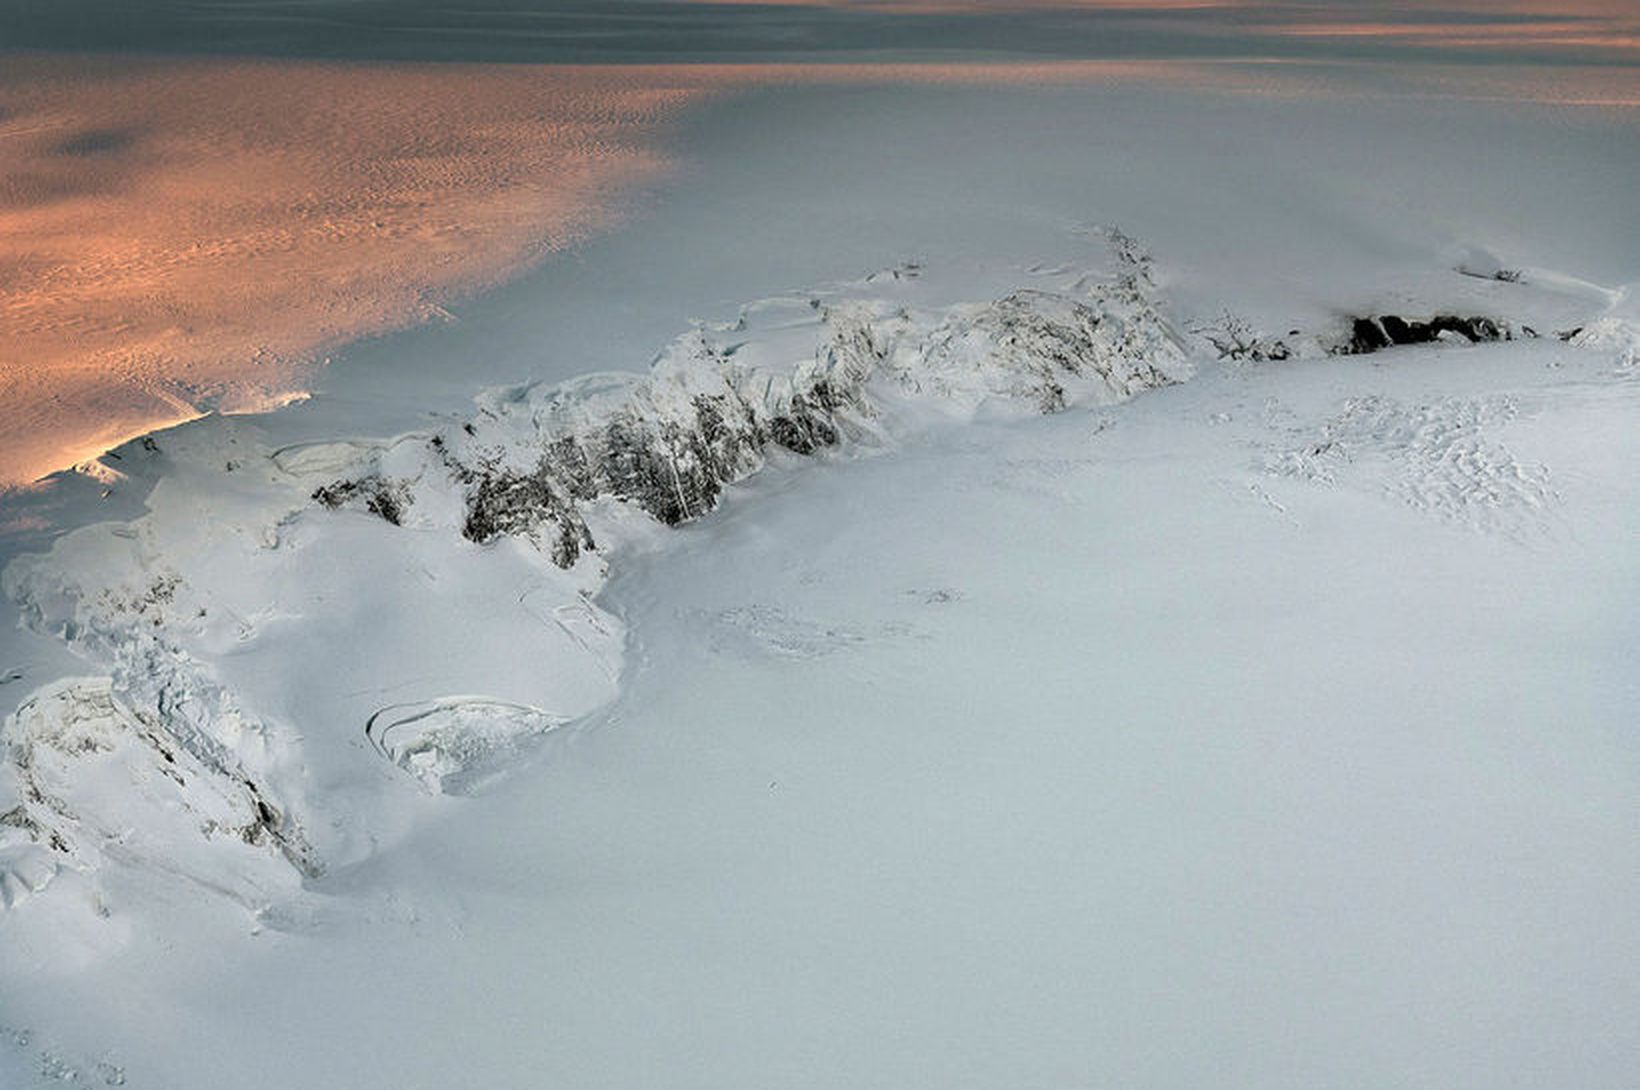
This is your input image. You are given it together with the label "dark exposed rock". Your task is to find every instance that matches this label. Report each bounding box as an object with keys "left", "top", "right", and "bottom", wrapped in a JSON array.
[
  {"left": 455, "top": 358, "right": 864, "bottom": 559},
  {"left": 1349, "top": 317, "right": 1392, "bottom": 354},
  {"left": 1345, "top": 315, "right": 1508, "bottom": 355},
  {"left": 768, "top": 397, "right": 841, "bottom": 456},
  {"left": 461, "top": 462, "right": 594, "bottom": 568},
  {"left": 545, "top": 434, "right": 598, "bottom": 501},
  {"left": 0, "top": 805, "right": 41, "bottom": 836},
  {"left": 311, "top": 480, "right": 353, "bottom": 509},
  {"left": 308, "top": 262, "right": 1187, "bottom": 572},
  {"left": 312, "top": 475, "right": 410, "bottom": 526},
  {"left": 365, "top": 489, "right": 404, "bottom": 526}
]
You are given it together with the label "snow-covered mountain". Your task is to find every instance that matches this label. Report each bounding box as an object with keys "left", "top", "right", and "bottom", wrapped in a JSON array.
[
  {"left": 2, "top": 37, "right": 1639, "bottom": 1085},
  {"left": 0, "top": 237, "right": 1198, "bottom": 910},
  {"left": 1, "top": 230, "right": 1637, "bottom": 1086}
]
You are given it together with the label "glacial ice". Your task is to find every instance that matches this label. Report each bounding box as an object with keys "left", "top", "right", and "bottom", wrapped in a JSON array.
[
  {"left": 3, "top": 238, "right": 1635, "bottom": 923},
  {"left": 0, "top": 241, "right": 1191, "bottom": 906}
]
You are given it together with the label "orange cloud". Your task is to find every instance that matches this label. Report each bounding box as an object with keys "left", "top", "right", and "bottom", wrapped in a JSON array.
[
  {"left": 2, "top": 52, "right": 1634, "bottom": 488},
  {"left": 0, "top": 57, "right": 700, "bottom": 487}
]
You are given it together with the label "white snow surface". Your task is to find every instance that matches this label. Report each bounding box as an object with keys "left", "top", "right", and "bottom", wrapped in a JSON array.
[
  {"left": 0, "top": 246, "right": 1190, "bottom": 902},
  {"left": 1, "top": 76, "right": 1639, "bottom": 1089}
]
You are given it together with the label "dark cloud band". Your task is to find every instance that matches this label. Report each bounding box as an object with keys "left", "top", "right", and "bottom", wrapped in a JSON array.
[{"left": 2, "top": 0, "right": 1635, "bottom": 66}]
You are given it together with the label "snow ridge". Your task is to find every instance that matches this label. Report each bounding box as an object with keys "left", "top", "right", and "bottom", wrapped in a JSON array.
[
  {"left": 0, "top": 678, "right": 304, "bottom": 912},
  {"left": 1, "top": 557, "right": 322, "bottom": 909},
  {"left": 1, "top": 243, "right": 1191, "bottom": 914},
  {"left": 315, "top": 252, "right": 1190, "bottom": 566}
]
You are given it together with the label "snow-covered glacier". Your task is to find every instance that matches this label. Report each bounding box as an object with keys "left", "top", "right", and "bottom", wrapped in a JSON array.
[
  {"left": 1, "top": 238, "right": 1193, "bottom": 911},
  {"left": 1, "top": 230, "right": 1638, "bottom": 1089}
]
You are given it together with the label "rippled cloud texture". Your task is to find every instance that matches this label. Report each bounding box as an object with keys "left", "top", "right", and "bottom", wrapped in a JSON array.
[{"left": 1, "top": 1, "right": 1632, "bottom": 484}]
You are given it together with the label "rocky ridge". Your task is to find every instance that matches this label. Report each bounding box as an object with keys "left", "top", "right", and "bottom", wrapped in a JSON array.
[
  {"left": 0, "top": 241, "right": 1193, "bottom": 913},
  {"left": 311, "top": 248, "right": 1189, "bottom": 568}
]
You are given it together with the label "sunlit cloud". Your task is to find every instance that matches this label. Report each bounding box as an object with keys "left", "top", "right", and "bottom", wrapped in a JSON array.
[
  {"left": 1, "top": 44, "right": 1634, "bottom": 487},
  {"left": 0, "top": 57, "right": 695, "bottom": 488}
]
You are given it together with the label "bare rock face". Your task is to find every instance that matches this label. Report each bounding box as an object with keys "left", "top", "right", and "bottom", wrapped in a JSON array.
[
  {"left": 312, "top": 475, "right": 411, "bottom": 526},
  {"left": 448, "top": 313, "right": 894, "bottom": 559},
  {"left": 1346, "top": 314, "right": 1509, "bottom": 354},
  {"left": 460, "top": 463, "right": 594, "bottom": 567},
  {"left": 314, "top": 248, "right": 1192, "bottom": 572},
  {"left": 436, "top": 278, "right": 1186, "bottom": 567}
]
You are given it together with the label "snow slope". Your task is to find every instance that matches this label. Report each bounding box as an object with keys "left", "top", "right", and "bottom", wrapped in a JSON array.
[
  {"left": 1, "top": 71, "right": 1638, "bottom": 1090},
  {"left": 1, "top": 230, "right": 1638, "bottom": 1086},
  {"left": 0, "top": 239, "right": 1190, "bottom": 917}
]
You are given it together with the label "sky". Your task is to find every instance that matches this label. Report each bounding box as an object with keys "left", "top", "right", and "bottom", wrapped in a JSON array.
[{"left": 3, "top": 0, "right": 1636, "bottom": 66}]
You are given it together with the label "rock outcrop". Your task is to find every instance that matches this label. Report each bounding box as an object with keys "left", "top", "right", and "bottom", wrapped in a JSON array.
[{"left": 314, "top": 249, "right": 1192, "bottom": 569}]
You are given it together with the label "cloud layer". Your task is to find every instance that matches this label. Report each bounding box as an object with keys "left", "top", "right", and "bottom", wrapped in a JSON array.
[{"left": 3, "top": 0, "right": 1635, "bottom": 65}]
